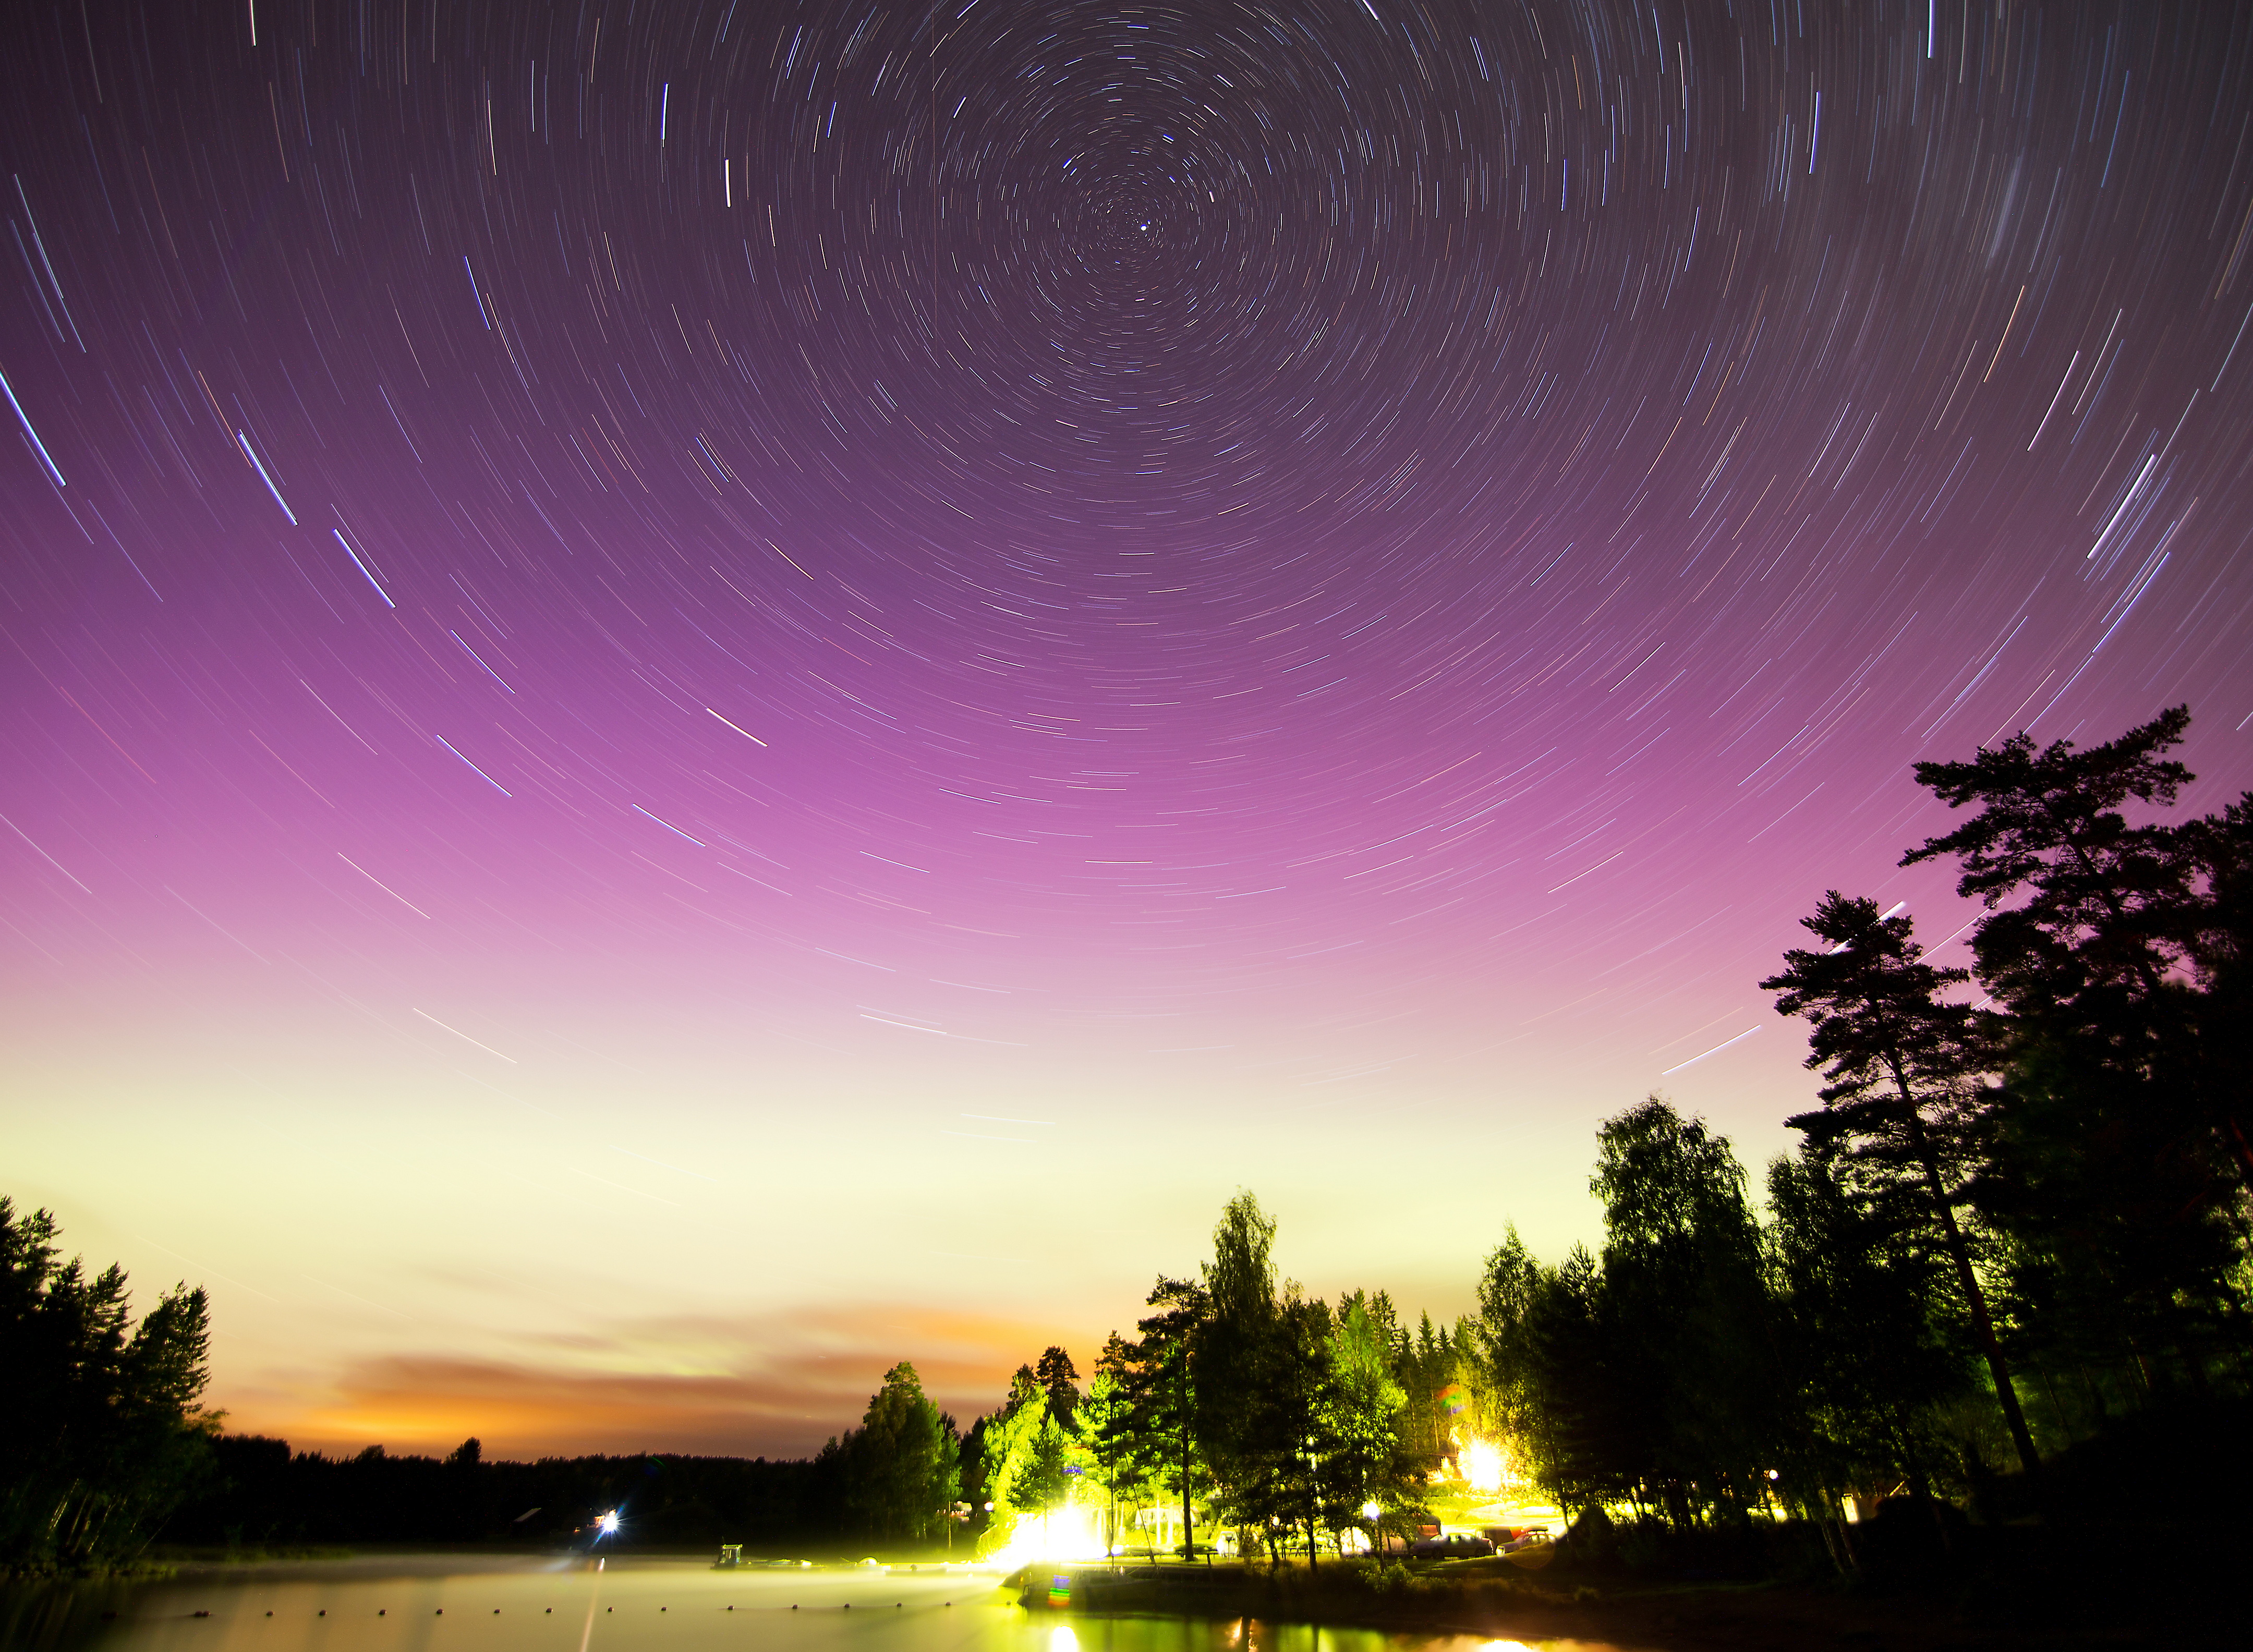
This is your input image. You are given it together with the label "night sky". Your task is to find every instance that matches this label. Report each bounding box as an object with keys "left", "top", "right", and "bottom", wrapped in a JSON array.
[{"left": 5, "top": 0, "right": 2251, "bottom": 1458}]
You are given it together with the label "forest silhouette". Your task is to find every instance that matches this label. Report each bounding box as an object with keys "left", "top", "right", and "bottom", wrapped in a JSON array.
[{"left": 6, "top": 706, "right": 2247, "bottom": 1577}]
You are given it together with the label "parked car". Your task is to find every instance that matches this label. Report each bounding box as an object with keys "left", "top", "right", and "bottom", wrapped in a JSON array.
[
  {"left": 1487, "top": 1525, "right": 1551, "bottom": 1553},
  {"left": 1406, "top": 1532, "right": 1494, "bottom": 1558}
]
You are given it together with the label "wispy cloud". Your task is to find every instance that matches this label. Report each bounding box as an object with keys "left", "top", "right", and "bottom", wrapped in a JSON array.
[{"left": 253, "top": 1301, "right": 1060, "bottom": 1460}]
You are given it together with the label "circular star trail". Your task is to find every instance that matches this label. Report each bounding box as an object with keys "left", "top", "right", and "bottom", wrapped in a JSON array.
[{"left": 3, "top": 2, "right": 2250, "bottom": 1453}]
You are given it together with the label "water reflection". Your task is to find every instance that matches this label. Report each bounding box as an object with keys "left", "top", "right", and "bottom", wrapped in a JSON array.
[
  {"left": 1, "top": 1575, "right": 136, "bottom": 1652},
  {"left": 3, "top": 1559, "right": 1626, "bottom": 1652}
]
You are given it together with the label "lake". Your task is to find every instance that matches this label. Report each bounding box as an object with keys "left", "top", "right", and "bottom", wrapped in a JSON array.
[{"left": 2, "top": 1557, "right": 1628, "bottom": 1652}]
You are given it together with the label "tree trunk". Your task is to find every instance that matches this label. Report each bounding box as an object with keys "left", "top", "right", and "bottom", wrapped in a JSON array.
[
  {"left": 1892, "top": 1063, "right": 2043, "bottom": 1479},
  {"left": 1827, "top": 1497, "right": 1862, "bottom": 1576},
  {"left": 1180, "top": 1416, "right": 1194, "bottom": 1561}
]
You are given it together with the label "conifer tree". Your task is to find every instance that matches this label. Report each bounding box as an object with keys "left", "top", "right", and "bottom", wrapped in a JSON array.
[
  {"left": 1129, "top": 1276, "right": 1208, "bottom": 1558},
  {"left": 1, "top": 1199, "right": 216, "bottom": 1572},
  {"left": 1763, "top": 893, "right": 2039, "bottom": 1475},
  {"left": 1906, "top": 707, "right": 2249, "bottom": 1383}
]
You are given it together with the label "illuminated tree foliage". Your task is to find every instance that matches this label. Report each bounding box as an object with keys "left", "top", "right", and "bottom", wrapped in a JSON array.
[
  {"left": 1325, "top": 1291, "right": 1420, "bottom": 1551},
  {"left": 965, "top": 1364, "right": 1044, "bottom": 1556},
  {"left": 992, "top": 1197, "right": 1424, "bottom": 1567},
  {"left": 1122, "top": 1275, "right": 1209, "bottom": 1557},
  {"left": 1003, "top": 1410, "right": 1071, "bottom": 1529},
  {"left": 1075, "top": 1333, "right": 1144, "bottom": 1552},
  {"left": 1389, "top": 1311, "right": 1459, "bottom": 1467}
]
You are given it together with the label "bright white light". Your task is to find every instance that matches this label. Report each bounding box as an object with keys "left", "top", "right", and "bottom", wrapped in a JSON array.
[
  {"left": 1459, "top": 1439, "right": 1506, "bottom": 1493},
  {"left": 982, "top": 1502, "right": 1108, "bottom": 1572},
  {"left": 597, "top": 1510, "right": 621, "bottom": 1536}
]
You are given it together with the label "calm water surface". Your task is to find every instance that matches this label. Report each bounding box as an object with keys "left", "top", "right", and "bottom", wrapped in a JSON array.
[{"left": 2, "top": 1558, "right": 1627, "bottom": 1652}]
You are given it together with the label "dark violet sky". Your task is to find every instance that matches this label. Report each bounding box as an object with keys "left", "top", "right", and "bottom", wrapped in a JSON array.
[{"left": 4, "top": 0, "right": 2250, "bottom": 1458}]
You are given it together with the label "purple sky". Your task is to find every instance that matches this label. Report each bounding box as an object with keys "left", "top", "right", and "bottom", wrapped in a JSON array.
[{"left": 5, "top": 0, "right": 2251, "bottom": 1459}]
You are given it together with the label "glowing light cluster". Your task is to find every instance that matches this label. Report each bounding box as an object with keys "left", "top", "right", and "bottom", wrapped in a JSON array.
[
  {"left": 1459, "top": 1438, "right": 1508, "bottom": 1493},
  {"left": 980, "top": 1502, "right": 1109, "bottom": 1573}
]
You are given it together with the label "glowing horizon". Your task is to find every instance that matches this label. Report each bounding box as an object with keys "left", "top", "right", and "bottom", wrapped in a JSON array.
[{"left": 5, "top": 1, "right": 2250, "bottom": 1461}]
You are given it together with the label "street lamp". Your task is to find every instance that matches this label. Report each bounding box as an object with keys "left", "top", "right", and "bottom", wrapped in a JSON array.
[{"left": 1362, "top": 1501, "right": 1382, "bottom": 1557}]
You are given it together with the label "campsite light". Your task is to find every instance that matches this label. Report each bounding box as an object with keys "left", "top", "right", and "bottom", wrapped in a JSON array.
[{"left": 1460, "top": 1438, "right": 1506, "bottom": 1492}]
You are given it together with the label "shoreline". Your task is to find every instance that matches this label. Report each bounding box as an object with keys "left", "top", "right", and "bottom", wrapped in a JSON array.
[
  {"left": 1015, "top": 1560, "right": 2231, "bottom": 1650},
  {"left": 8, "top": 1547, "right": 2230, "bottom": 1649}
]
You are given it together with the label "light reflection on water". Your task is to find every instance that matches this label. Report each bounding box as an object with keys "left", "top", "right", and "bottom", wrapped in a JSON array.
[{"left": 3, "top": 1560, "right": 1625, "bottom": 1652}]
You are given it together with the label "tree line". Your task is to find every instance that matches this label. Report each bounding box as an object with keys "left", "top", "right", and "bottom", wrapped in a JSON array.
[
  {"left": 162, "top": 1434, "right": 836, "bottom": 1548},
  {"left": 837, "top": 705, "right": 2251, "bottom": 1569},
  {"left": 9, "top": 706, "right": 2244, "bottom": 1570},
  {"left": 825, "top": 1208, "right": 1433, "bottom": 1564}
]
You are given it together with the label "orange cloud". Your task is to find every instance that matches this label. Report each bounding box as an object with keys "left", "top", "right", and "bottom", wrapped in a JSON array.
[{"left": 239, "top": 1300, "right": 1082, "bottom": 1460}]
